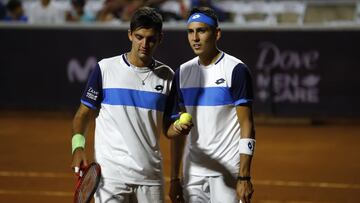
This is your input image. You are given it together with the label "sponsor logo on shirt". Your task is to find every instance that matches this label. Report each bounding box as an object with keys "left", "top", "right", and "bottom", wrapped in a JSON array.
[
  {"left": 155, "top": 85, "right": 164, "bottom": 91},
  {"left": 215, "top": 78, "right": 225, "bottom": 85},
  {"left": 86, "top": 87, "right": 98, "bottom": 101}
]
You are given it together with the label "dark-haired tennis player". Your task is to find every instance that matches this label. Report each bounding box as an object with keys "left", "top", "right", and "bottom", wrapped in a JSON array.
[{"left": 70, "top": 7, "right": 190, "bottom": 203}]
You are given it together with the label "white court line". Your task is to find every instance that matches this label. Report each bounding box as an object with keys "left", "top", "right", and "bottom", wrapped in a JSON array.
[
  {"left": 0, "top": 190, "right": 72, "bottom": 196},
  {"left": 254, "top": 180, "right": 360, "bottom": 189},
  {"left": 1, "top": 170, "right": 360, "bottom": 190},
  {"left": 0, "top": 171, "right": 72, "bottom": 178},
  {"left": 258, "top": 201, "right": 317, "bottom": 203}
]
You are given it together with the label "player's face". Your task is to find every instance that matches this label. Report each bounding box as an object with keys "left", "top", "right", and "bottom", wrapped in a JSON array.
[
  {"left": 128, "top": 27, "right": 162, "bottom": 63},
  {"left": 187, "top": 22, "right": 220, "bottom": 57}
]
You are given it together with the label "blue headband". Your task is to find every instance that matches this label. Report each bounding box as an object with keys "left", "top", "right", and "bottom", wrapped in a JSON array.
[{"left": 187, "top": 13, "right": 217, "bottom": 27}]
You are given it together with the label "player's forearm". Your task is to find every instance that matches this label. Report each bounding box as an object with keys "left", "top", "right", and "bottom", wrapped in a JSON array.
[
  {"left": 240, "top": 116, "right": 255, "bottom": 139},
  {"left": 236, "top": 106, "right": 255, "bottom": 177},
  {"left": 72, "top": 104, "right": 93, "bottom": 136},
  {"left": 239, "top": 121, "right": 255, "bottom": 177},
  {"left": 239, "top": 154, "right": 252, "bottom": 177},
  {"left": 170, "top": 136, "right": 185, "bottom": 179}
]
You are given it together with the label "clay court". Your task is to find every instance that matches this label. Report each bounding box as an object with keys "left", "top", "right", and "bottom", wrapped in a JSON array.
[{"left": 0, "top": 111, "right": 359, "bottom": 203}]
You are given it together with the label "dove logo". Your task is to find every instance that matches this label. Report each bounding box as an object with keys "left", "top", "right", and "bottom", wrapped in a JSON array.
[
  {"left": 256, "top": 42, "right": 319, "bottom": 71},
  {"left": 255, "top": 42, "right": 321, "bottom": 104},
  {"left": 67, "top": 57, "right": 97, "bottom": 83}
]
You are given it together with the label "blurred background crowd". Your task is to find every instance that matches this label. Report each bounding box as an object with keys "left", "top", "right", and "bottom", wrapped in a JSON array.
[{"left": 0, "top": 0, "right": 360, "bottom": 25}]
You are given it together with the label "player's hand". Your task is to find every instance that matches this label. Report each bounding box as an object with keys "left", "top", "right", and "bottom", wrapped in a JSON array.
[
  {"left": 169, "top": 178, "right": 184, "bottom": 203},
  {"left": 71, "top": 148, "right": 88, "bottom": 176},
  {"left": 172, "top": 121, "right": 193, "bottom": 136},
  {"left": 237, "top": 180, "right": 254, "bottom": 203},
  {"left": 166, "top": 120, "right": 193, "bottom": 138}
]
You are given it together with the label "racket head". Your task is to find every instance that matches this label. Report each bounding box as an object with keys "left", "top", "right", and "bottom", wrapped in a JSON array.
[{"left": 73, "top": 162, "right": 101, "bottom": 203}]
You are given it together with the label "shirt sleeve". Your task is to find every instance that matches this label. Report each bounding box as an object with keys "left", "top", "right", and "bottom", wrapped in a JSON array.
[
  {"left": 80, "top": 64, "right": 103, "bottom": 109},
  {"left": 230, "top": 63, "right": 254, "bottom": 106}
]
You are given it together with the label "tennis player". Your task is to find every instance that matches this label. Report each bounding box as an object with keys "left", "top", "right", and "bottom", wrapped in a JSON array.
[
  {"left": 70, "top": 7, "right": 189, "bottom": 203},
  {"left": 168, "top": 7, "right": 256, "bottom": 203}
]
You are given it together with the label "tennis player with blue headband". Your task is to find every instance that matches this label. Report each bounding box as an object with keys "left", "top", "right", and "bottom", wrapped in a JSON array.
[{"left": 169, "top": 7, "right": 256, "bottom": 203}]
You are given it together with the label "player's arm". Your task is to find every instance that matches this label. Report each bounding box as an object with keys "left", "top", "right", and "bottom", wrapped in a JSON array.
[
  {"left": 71, "top": 63, "right": 103, "bottom": 174},
  {"left": 163, "top": 69, "right": 192, "bottom": 138},
  {"left": 169, "top": 121, "right": 187, "bottom": 203},
  {"left": 71, "top": 103, "right": 97, "bottom": 173},
  {"left": 236, "top": 105, "right": 255, "bottom": 203}
]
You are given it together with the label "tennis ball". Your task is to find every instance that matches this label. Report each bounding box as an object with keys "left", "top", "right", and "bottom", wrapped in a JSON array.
[
  {"left": 174, "top": 119, "right": 180, "bottom": 125},
  {"left": 179, "top": 113, "right": 192, "bottom": 124}
]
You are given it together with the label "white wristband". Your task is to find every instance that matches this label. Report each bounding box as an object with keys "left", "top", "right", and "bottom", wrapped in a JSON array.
[{"left": 239, "top": 138, "right": 255, "bottom": 155}]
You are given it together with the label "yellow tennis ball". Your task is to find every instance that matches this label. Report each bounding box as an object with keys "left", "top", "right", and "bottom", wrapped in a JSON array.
[
  {"left": 179, "top": 113, "right": 192, "bottom": 124},
  {"left": 174, "top": 119, "right": 180, "bottom": 125}
]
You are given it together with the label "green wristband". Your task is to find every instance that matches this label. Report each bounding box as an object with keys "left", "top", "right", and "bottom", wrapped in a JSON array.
[{"left": 72, "top": 133, "right": 85, "bottom": 154}]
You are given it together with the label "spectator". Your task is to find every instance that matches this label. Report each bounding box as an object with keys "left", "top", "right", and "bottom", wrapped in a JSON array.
[
  {"left": 27, "top": 0, "right": 63, "bottom": 24},
  {"left": 146, "top": 0, "right": 186, "bottom": 22},
  {"left": 190, "top": 0, "right": 231, "bottom": 22},
  {"left": 65, "top": 0, "right": 95, "bottom": 23},
  {"left": 3, "top": 0, "right": 28, "bottom": 22},
  {"left": 0, "top": 1, "right": 6, "bottom": 20},
  {"left": 96, "top": 0, "right": 145, "bottom": 22}
]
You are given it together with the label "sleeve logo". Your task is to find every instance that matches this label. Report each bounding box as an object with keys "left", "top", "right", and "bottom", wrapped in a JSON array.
[{"left": 86, "top": 87, "right": 99, "bottom": 101}]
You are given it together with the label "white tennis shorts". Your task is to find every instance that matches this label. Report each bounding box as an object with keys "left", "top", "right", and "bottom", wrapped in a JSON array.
[
  {"left": 183, "top": 174, "right": 238, "bottom": 203},
  {"left": 94, "top": 178, "right": 164, "bottom": 203}
]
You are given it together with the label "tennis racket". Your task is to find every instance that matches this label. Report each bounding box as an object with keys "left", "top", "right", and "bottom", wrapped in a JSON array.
[{"left": 74, "top": 162, "right": 101, "bottom": 203}]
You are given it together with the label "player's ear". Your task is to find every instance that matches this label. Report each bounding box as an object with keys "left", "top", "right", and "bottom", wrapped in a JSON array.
[
  {"left": 158, "top": 32, "right": 164, "bottom": 44},
  {"left": 215, "top": 28, "right": 221, "bottom": 41},
  {"left": 128, "top": 29, "right": 133, "bottom": 42}
]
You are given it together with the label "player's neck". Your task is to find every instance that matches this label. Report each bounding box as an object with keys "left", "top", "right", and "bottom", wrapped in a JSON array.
[
  {"left": 126, "top": 52, "right": 152, "bottom": 68},
  {"left": 199, "top": 49, "right": 221, "bottom": 66}
]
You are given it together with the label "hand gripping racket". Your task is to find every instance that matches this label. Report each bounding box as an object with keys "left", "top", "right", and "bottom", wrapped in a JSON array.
[{"left": 74, "top": 162, "right": 101, "bottom": 203}]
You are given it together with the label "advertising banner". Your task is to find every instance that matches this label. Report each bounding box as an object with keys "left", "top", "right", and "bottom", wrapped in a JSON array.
[{"left": 1, "top": 27, "right": 359, "bottom": 117}]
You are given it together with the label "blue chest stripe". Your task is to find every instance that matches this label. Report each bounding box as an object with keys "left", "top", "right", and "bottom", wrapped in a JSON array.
[
  {"left": 181, "top": 87, "right": 234, "bottom": 106},
  {"left": 102, "top": 88, "right": 167, "bottom": 111}
]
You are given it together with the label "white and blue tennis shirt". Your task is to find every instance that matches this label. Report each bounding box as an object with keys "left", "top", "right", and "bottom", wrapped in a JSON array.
[
  {"left": 81, "top": 54, "right": 174, "bottom": 185},
  {"left": 172, "top": 52, "right": 254, "bottom": 176}
]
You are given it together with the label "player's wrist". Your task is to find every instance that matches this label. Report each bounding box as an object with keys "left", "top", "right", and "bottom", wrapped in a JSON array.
[
  {"left": 72, "top": 133, "right": 86, "bottom": 154},
  {"left": 237, "top": 176, "right": 251, "bottom": 182},
  {"left": 239, "top": 138, "right": 256, "bottom": 156}
]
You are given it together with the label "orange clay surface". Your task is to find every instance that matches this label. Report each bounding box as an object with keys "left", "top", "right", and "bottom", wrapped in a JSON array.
[{"left": 0, "top": 111, "right": 359, "bottom": 203}]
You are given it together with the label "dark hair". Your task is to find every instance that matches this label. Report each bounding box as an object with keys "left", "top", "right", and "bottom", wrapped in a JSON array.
[
  {"left": 130, "top": 7, "right": 163, "bottom": 33},
  {"left": 189, "top": 7, "right": 219, "bottom": 27},
  {"left": 6, "top": 0, "right": 22, "bottom": 12}
]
